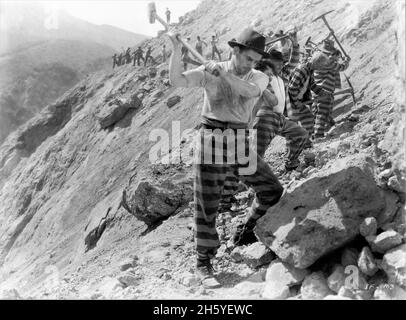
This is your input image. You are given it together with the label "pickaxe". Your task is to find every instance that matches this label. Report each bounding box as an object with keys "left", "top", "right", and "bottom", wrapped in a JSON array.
[
  {"left": 305, "top": 36, "right": 317, "bottom": 48},
  {"left": 313, "top": 10, "right": 350, "bottom": 59},
  {"left": 147, "top": 2, "right": 219, "bottom": 76},
  {"left": 344, "top": 73, "right": 356, "bottom": 106},
  {"left": 266, "top": 34, "right": 291, "bottom": 46},
  {"left": 266, "top": 27, "right": 297, "bottom": 46}
]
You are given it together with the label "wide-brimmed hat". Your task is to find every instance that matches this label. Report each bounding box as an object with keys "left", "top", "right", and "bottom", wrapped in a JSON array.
[
  {"left": 228, "top": 28, "right": 270, "bottom": 57},
  {"left": 265, "top": 49, "right": 283, "bottom": 62},
  {"left": 320, "top": 39, "right": 336, "bottom": 54}
]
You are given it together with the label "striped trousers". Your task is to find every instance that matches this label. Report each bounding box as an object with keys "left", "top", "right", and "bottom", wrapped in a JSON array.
[
  {"left": 253, "top": 112, "right": 308, "bottom": 169},
  {"left": 290, "top": 103, "right": 315, "bottom": 137},
  {"left": 311, "top": 92, "right": 334, "bottom": 136},
  {"left": 194, "top": 125, "right": 283, "bottom": 260}
]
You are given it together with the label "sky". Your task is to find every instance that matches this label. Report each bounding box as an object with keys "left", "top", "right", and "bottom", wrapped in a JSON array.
[{"left": 2, "top": 0, "right": 201, "bottom": 36}]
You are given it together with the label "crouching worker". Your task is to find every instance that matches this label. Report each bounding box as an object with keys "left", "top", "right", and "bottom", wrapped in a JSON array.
[
  {"left": 252, "top": 50, "right": 308, "bottom": 173},
  {"left": 167, "top": 27, "right": 284, "bottom": 289}
]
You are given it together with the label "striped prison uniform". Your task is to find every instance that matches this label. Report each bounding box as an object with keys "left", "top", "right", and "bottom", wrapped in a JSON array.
[
  {"left": 288, "top": 62, "right": 316, "bottom": 136},
  {"left": 311, "top": 59, "right": 349, "bottom": 136},
  {"left": 180, "top": 60, "right": 283, "bottom": 261},
  {"left": 253, "top": 110, "right": 308, "bottom": 170},
  {"left": 279, "top": 42, "right": 300, "bottom": 118},
  {"left": 222, "top": 43, "right": 301, "bottom": 197},
  {"left": 194, "top": 120, "right": 283, "bottom": 260},
  {"left": 252, "top": 44, "right": 307, "bottom": 169}
]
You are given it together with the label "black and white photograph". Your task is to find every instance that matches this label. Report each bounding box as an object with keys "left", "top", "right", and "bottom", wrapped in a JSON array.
[{"left": 0, "top": 0, "right": 405, "bottom": 304}]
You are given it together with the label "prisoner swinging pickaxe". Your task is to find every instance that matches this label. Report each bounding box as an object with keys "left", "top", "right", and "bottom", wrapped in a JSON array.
[
  {"left": 312, "top": 10, "right": 350, "bottom": 60},
  {"left": 314, "top": 11, "right": 356, "bottom": 106},
  {"left": 147, "top": 2, "right": 219, "bottom": 76}
]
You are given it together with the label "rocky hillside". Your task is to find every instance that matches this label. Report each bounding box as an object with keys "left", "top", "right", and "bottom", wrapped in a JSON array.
[
  {"left": 0, "top": 3, "right": 149, "bottom": 144},
  {"left": 0, "top": 0, "right": 404, "bottom": 300}
]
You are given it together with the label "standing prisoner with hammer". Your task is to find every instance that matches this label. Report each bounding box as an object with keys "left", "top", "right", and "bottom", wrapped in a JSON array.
[{"left": 167, "top": 27, "right": 283, "bottom": 289}]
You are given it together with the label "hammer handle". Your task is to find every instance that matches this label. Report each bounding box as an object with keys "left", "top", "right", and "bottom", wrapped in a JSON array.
[
  {"left": 266, "top": 34, "right": 291, "bottom": 46},
  {"left": 154, "top": 14, "right": 169, "bottom": 31},
  {"left": 176, "top": 36, "right": 206, "bottom": 64},
  {"left": 178, "top": 37, "right": 220, "bottom": 76},
  {"left": 153, "top": 12, "right": 219, "bottom": 76}
]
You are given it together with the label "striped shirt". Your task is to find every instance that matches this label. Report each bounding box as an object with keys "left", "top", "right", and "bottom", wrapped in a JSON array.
[
  {"left": 334, "top": 71, "right": 342, "bottom": 90},
  {"left": 313, "top": 59, "right": 349, "bottom": 93},
  {"left": 280, "top": 43, "right": 300, "bottom": 84},
  {"left": 288, "top": 62, "right": 313, "bottom": 110}
]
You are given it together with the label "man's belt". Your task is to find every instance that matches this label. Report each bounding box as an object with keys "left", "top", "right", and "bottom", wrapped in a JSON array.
[{"left": 201, "top": 117, "right": 248, "bottom": 130}]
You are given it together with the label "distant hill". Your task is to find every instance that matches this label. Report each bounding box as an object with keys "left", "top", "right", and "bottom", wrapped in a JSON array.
[
  {"left": 0, "top": 2, "right": 149, "bottom": 143},
  {"left": 0, "top": 2, "right": 148, "bottom": 55}
]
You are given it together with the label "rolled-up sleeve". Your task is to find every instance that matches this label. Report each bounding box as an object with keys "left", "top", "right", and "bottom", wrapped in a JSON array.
[
  {"left": 183, "top": 65, "right": 206, "bottom": 88},
  {"left": 252, "top": 72, "right": 269, "bottom": 96}
]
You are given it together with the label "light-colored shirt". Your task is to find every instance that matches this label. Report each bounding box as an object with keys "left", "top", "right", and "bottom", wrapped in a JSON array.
[
  {"left": 183, "top": 60, "right": 269, "bottom": 124},
  {"left": 269, "top": 75, "right": 285, "bottom": 114}
]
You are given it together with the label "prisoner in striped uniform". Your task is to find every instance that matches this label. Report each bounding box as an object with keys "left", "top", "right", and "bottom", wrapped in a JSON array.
[
  {"left": 311, "top": 42, "right": 350, "bottom": 138},
  {"left": 288, "top": 61, "right": 316, "bottom": 136},
  {"left": 252, "top": 46, "right": 308, "bottom": 172},
  {"left": 168, "top": 28, "right": 284, "bottom": 289},
  {"left": 221, "top": 31, "right": 301, "bottom": 200}
]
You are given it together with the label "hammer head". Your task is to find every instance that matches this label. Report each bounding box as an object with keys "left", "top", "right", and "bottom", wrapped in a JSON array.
[
  {"left": 148, "top": 2, "right": 157, "bottom": 24},
  {"left": 312, "top": 10, "right": 334, "bottom": 22}
]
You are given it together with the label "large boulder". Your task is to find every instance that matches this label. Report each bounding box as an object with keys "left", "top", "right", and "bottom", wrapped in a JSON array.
[
  {"left": 98, "top": 96, "right": 142, "bottom": 129},
  {"left": 256, "top": 166, "right": 385, "bottom": 268},
  {"left": 377, "top": 190, "right": 401, "bottom": 226},
  {"left": 122, "top": 173, "right": 193, "bottom": 226}
]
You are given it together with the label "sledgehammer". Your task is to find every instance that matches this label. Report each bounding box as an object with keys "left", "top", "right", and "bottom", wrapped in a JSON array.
[{"left": 147, "top": 2, "right": 219, "bottom": 76}]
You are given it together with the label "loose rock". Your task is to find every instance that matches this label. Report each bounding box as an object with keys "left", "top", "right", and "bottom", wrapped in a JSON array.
[
  {"left": 367, "top": 230, "right": 403, "bottom": 253},
  {"left": 167, "top": 95, "right": 181, "bottom": 108},
  {"left": 381, "top": 244, "right": 406, "bottom": 288},
  {"left": 301, "top": 272, "right": 332, "bottom": 300},
  {"left": 263, "top": 260, "right": 308, "bottom": 299},
  {"left": 360, "top": 217, "right": 378, "bottom": 237},
  {"left": 265, "top": 260, "right": 309, "bottom": 286},
  {"left": 358, "top": 247, "right": 379, "bottom": 276},
  {"left": 337, "top": 286, "right": 356, "bottom": 299},
  {"left": 327, "top": 265, "right": 346, "bottom": 293},
  {"left": 181, "top": 273, "right": 200, "bottom": 287},
  {"left": 262, "top": 282, "right": 290, "bottom": 300},
  {"left": 117, "top": 273, "right": 139, "bottom": 287},
  {"left": 374, "top": 284, "right": 406, "bottom": 300},
  {"left": 241, "top": 242, "right": 274, "bottom": 269}
]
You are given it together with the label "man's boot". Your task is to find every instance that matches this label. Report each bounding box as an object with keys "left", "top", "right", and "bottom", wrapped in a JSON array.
[
  {"left": 195, "top": 259, "right": 221, "bottom": 289},
  {"left": 233, "top": 218, "right": 257, "bottom": 246}
]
